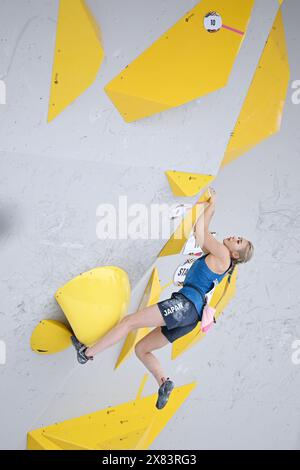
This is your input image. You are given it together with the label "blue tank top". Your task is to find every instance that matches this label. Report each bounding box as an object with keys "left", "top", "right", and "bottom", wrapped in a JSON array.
[{"left": 178, "top": 254, "right": 232, "bottom": 316}]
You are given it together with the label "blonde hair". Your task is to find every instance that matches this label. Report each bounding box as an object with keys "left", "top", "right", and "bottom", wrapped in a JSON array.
[{"left": 228, "top": 240, "right": 254, "bottom": 281}]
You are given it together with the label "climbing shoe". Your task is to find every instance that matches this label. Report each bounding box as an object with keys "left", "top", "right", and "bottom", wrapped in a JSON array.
[
  {"left": 71, "top": 335, "right": 93, "bottom": 364},
  {"left": 155, "top": 378, "right": 175, "bottom": 410}
]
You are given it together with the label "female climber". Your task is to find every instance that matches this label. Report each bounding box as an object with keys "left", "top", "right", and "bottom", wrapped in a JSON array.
[{"left": 71, "top": 188, "right": 254, "bottom": 410}]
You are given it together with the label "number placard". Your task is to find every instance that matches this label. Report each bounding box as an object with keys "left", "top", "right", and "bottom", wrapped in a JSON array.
[{"left": 204, "top": 11, "right": 222, "bottom": 33}]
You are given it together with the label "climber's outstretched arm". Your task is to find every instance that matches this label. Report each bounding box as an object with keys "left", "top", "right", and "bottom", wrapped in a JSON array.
[
  {"left": 193, "top": 189, "right": 228, "bottom": 260},
  {"left": 194, "top": 188, "right": 216, "bottom": 247},
  {"left": 200, "top": 230, "right": 228, "bottom": 260}
]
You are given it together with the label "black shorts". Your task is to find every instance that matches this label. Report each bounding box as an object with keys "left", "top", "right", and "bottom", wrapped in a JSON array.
[{"left": 157, "top": 292, "right": 199, "bottom": 343}]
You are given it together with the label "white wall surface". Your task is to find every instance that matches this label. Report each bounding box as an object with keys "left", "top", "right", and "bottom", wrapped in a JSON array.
[{"left": 0, "top": 0, "right": 299, "bottom": 450}]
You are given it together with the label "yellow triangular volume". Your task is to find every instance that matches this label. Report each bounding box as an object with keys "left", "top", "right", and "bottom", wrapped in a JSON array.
[
  {"left": 42, "top": 435, "right": 92, "bottom": 450},
  {"left": 48, "top": 0, "right": 104, "bottom": 122},
  {"left": 30, "top": 320, "right": 72, "bottom": 355},
  {"left": 97, "top": 428, "right": 149, "bottom": 450},
  {"left": 115, "top": 268, "right": 162, "bottom": 369},
  {"left": 166, "top": 171, "right": 214, "bottom": 197},
  {"left": 136, "top": 374, "right": 149, "bottom": 400},
  {"left": 105, "top": 90, "right": 167, "bottom": 123},
  {"left": 221, "top": 8, "right": 290, "bottom": 167},
  {"left": 159, "top": 189, "right": 211, "bottom": 258},
  {"left": 27, "top": 432, "right": 62, "bottom": 450},
  {"left": 27, "top": 382, "right": 197, "bottom": 450},
  {"left": 172, "top": 268, "right": 238, "bottom": 359},
  {"left": 105, "top": 0, "right": 255, "bottom": 122}
]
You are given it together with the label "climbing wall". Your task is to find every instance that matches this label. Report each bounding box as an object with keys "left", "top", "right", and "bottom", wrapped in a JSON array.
[{"left": 1, "top": 0, "right": 298, "bottom": 451}]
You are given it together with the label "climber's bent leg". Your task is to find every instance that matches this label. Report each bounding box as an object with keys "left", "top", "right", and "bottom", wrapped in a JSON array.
[
  {"left": 135, "top": 327, "right": 169, "bottom": 386},
  {"left": 135, "top": 327, "right": 174, "bottom": 410}
]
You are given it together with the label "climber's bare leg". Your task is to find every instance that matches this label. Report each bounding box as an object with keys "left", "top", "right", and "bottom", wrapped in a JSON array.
[
  {"left": 135, "top": 327, "right": 169, "bottom": 386},
  {"left": 85, "top": 304, "right": 166, "bottom": 358}
]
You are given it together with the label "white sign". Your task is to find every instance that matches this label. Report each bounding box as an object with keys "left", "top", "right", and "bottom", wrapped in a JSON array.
[
  {"left": 170, "top": 204, "right": 193, "bottom": 220},
  {"left": 183, "top": 230, "right": 218, "bottom": 255},
  {"left": 173, "top": 258, "right": 197, "bottom": 286},
  {"left": 183, "top": 232, "right": 203, "bottom": 256},
  {"left": 204, "top": 12, "right": 222, "bottom": 33}
]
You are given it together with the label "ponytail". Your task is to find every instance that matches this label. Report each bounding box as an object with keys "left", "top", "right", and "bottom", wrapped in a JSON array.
[{"left": 228, "top": 240, "right": 254, "bottom": 283}]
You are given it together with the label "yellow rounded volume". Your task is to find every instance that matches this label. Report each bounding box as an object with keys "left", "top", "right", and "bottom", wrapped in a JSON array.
[
  {"left": 30, "top": 320, "right": 72, "bottom": 354},
  {"left": 55, "top": 266, "right": 131, "bottom": 346}
]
